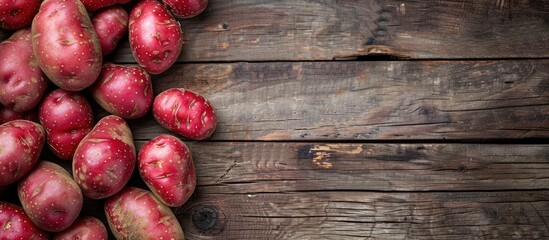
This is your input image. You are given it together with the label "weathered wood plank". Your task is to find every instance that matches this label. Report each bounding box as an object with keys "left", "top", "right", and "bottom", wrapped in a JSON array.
[
  {"left": 176, "top": 190, "right": 549, "bottom": 239},
  {"left": 3, "top": 0, "right": 548, "bottom": 61},
  {"left": 130, "top": 60, "right": 549, "bottom": 141},
  {"left": 172, "top": 142, "right": 549, "bottom": 192}
]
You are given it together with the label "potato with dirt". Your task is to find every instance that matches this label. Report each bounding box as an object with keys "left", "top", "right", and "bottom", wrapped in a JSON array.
[
  {"left": 105, "top": 187, "right": 184, "bottom": 239},
  {"left": 73, "top": 115, "right": 136, "bottom": 199},
  {"left": 91, "top": 63, "right": 153, "bottom": 119},
  {"left": 0, "top": 28, "right": 49, "bottom": 112},
  {"left": 0, "top": 202, "right": 49, "bottom": 239},
  {"left": 18, "top": 161, "right": 83, "bottom": 232},
  {"left": 138, "top": 134, "right": 196, "bottom": 207},
  {"left": 54, "top": 216, "right": 108, "bottom": 240},
  {"left": 32, "top": 0, "right": 102, "bottom": 91},
  {"left": 153, "top": 88, "right": 217, "bottom": 140},
  {"left": 0, "top": 120, "right": 45, "bottom": 187},
  {"left": 129, "top": 0, "right": 183, "bottom": 74}
]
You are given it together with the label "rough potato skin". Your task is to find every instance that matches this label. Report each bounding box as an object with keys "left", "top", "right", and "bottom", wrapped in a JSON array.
[
  {"left": 129, "top": 0, "right": 183, "bottom": 74},
  {"left": 53, "top": 216, "right": 108, "bottom": 240},
  {"left": 0, "top": 28, "right": 49, "bottom": 112},
  {"left": 163, "top": 0, "right": 207, "bottom": 19},
  {"left": 153, "top": 88, "right": 217, "bottom": 140},
  {"left": 0, "top": 0, "right": 41, "bottom": 30},
  {"left": 91, "top": 63, "right": 153, "bottom": 119},
  {"left": 105, "top": 187, "right": 184, "bottom": 240},
  {"left": 39, "top": 89, "right": 94, "bottom": 160},
  {"left": 92, "top": 6, "right": 129, "bottom": 56},
  {"left": 17, "top": 161, "right": 83, "bottom": 232},
  {"left": 0, "top": 202, "right": 49, "bottom": 240},
  {"left": 138, "top": 134, "right": 196, "bottom": 207},
  {"left": 32, "top": 0, "right": 102, "bottom": 91},
  {"left": 73, "top": 115, "right": 136, "bottom": 199},
  {"left": 0, "top": 120, "right": 45, "bottom": 187}
]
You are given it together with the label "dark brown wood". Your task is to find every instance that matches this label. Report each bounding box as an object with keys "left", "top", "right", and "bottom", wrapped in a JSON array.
[
  {"left": 170, "top": 142, "right": 549, "bottom": 192},
  {"left": 3, "top": 0, "right": 548, "bottom": 61},
  {"left": 129, "top": 60, "right": 549, "bottom": 141},
  {"left": 176, "top": 190, "right": 549, "bottom": 239}
]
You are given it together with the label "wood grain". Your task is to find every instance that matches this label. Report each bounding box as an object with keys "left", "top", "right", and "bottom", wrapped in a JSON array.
[
  {"left": 171, "top": 142, "right": 549, "bottom": 193},
  {"left": 3, "top": 0, "right": 548, "bottom": 61},
  {"left": 176, "top": 190, "right": 549, "bottom": 239},
  {"left": 129, "top": 60, "right": 549, "bottom": 141}
]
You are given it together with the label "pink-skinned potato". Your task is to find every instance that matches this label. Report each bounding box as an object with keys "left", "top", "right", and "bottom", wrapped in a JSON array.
[
  {"left": 0, "top": 120, "right": 45, "bottom": 187},
  {"left": 54, "top": 216, "right": 108, "bottom": 240},
  {"left": 105, "top": 187, "right": 184, "bottom": 239},
  {"left": 32, "top": 0, "right": 102, "bottom": 91},
  {"left": 129, "top": 0, "right": 183, "bottom": 74},
  {"left": 0, "top": 202, "right": 49, "bottom": 240},
  {"left": 138, "top": 134, "right": 195, "bottom": 207},
  {"left": 0, "top": 0, "right": 41, "bottom": 30},
  {"left": 153, "top": 88, "right": 217, "bottom": 140},
  {"left": 91, "top": 63, "right": 153, "bottom": 119},
  {"left": 18, "top": 161, "right": 83, "bottom": 232},
  {"left": 163, "top": 0, "right": 207, "bottom": 19},
  {"left": 0, "top": 105, "right": 38, "bottom": 124},
  {"left": 92, "top": 6, "right": 129, "bottom": 56},
  {"left": 81, "top": 0, "right": 131, "bottom": 12},
  {"left": 39, "top": 89, "right": 94, "bottom": 160},
  {"left": 73, "top": 115, "right": 136, "bottom": 199},
  {"left": 0, "top": 28, "right": 49, "bottom": 112}
]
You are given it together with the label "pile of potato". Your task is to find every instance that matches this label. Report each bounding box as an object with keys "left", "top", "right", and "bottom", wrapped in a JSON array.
[{"left": 0, "top": 0, "right": 213, "bottom": 239}]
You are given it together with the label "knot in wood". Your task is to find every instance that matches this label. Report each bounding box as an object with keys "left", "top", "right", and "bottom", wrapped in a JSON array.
[{"left": 192, "top": 206, "right": 218, "bottom": 232}]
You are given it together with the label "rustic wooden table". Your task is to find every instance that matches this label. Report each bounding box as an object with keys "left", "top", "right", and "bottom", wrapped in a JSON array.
[{"left": 2, "top": 0, "right": 549, "bottom": 239}]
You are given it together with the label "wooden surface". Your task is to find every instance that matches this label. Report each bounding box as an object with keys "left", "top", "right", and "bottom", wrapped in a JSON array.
[{"left": 1, "top": 0, "right": 549, "bottom": 239}]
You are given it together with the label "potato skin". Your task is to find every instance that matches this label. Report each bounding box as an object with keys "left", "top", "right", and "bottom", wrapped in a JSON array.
[
  {"left": 0, "top": 28, "right": 49, "bottom": 112},
  {"left": 39, "top": 89, "right": 94, "bottom": 160},
  {"left": 153, "top": 88, "right": 217, "bottom": 140},
  {"left": 0, "top": 120, "right": 45, "bottom": 187},
  {"left": 53, "top": 216, "right": 108, "bottom": 240},
  {"left": 91, "top": 63, "right": 153, "bottom": 119},
  {"left": 92, "top": 6, "right": 129, "bottom": 56},
  {"left": 73, "top": 115, "right": 136, "bottom": 199},
  {"left": 104, "top": 187, "right": 184, "bottom": 240},
  {"left": 17, "top": 161, "right": 83, "bottom": 232},
  {"left": 163, "top": 0, "right": 208, "bottom": 19},
  {"left": 32, "top": 0, "right": 102, "bottom": 91},
  {"left": 129, "top": 0, "right": 183, "bottom": 74},
  {"left": 0, "top": 202, "right": 49, "bottom": 240},
  {"left": 138, "top": 134, "right": 196, "bottom": 207},
  {"left": 0, "top": 0, "right": 41, "bottom": 30}
]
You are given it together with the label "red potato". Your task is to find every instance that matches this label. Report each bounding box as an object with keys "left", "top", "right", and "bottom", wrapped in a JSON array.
[
  {"left": 0, "top": 28, "right": 49, "bottom": 112},
  {"left": 32, "top": 0, "right": 102, "bottom": 91},
  {"left": 0, "top": 202, "right": 49, "bottom": 240},
  {"left": 0, "top": 120, "right": 45, "bottom": 187},
  {"left": 81, "top": 0, "right": 131, "bottom": 12},
  {"left": 54, "top": 216, "right": 108, "bottom": 240},
  {"left": 0, "top": 0, "right": 41, "bottom": 30},
  {"left": 153, "top": 88, "right": 217, "bottom": 140},
  {"left": 0, "top": 105, "right": 38, "bottom": 124},
  {"left": 129, "top": 0, "right": 183, "bottom": 74},
  {"left": 163, "top": 0, "right": 207, "bottom": 19},
  {"left": 91, "top": 63, "right": 153, "bottom": 119},
  {"left": 105, "top": 187, "right": 184, "bottom": 239},
  {"left": 92, "top": 6, "right": 129, "bottom": 56},
  {"left": 39, "top": 89, "right": 94, "bottom": 160},
  {"left": 73, "top": 115, "right": 136, "bottom": 199},
  {"left": 138, "top": 134, "right": 195, "bottom": 207},
  {"left": 18, "top": 161, "right": 83, "bottom": 232}
]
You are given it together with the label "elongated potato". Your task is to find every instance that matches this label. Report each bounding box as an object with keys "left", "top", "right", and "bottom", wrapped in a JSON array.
[
  {"left": 105, "top": 187, "right": 184, "bottom": 240},
  {"left": 32, "top": 0, "right": 102, "bottom": 91}
]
